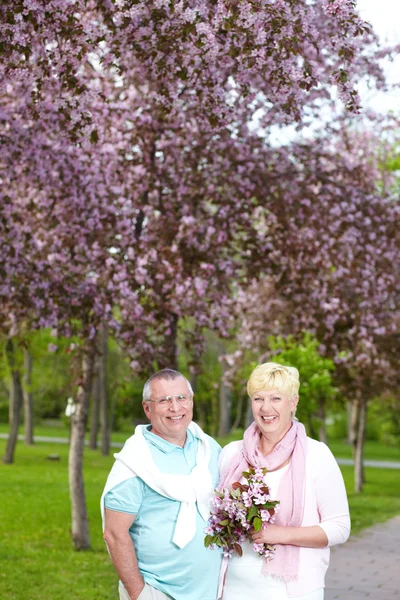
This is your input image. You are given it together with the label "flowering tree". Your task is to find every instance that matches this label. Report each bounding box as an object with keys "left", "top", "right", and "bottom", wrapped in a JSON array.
[
  {"left": 225, "top": 120, "right": 400, "bottom": 492},
  {"left": 1, "top": 0, "right": 382, "bottom": 129}
]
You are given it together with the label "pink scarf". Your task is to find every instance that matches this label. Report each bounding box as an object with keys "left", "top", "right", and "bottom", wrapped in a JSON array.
[{"left": 219, "top": 420, "right": 307, "bottom": 582}]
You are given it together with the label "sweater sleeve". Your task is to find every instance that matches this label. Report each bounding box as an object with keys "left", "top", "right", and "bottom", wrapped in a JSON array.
[
  {"left": 312, "top": 441, "right": 351, "bottom": 547},
  {"left": 218, "top": 440, "right": 242, "bottom": 478}
]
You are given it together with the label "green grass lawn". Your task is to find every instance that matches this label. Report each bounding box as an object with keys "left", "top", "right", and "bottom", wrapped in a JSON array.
[
  {"left": 1, "top": 421, "right": 400, "bottom": 461},
  {"left": 326, "top": 439, "right": 400, "bottom": 462},
  {"left": 0, "top": 440, "right": 118, "bottom": 600},
  {"left": 1, "top": 435, "right": 400, "bottom": 600},
  {"left": 341, "top": 466, "right": 400, "bottom": 533},
  {"left": 0, "top": 421, "right": 134, "bottom": 445}
]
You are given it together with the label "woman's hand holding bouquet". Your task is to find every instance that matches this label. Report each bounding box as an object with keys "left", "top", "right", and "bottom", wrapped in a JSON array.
[{"left": 205, "top": 467, "right": 280, "bottom": 559}]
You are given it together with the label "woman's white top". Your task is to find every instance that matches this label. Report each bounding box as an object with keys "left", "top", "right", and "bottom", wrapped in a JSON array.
[{"left": 219, "top": 437, "right": 350, "bottom": 599}]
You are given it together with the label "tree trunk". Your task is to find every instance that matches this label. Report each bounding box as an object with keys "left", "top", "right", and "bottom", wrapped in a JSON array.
[
  {"left": 354, "top": 396, "right": 366, "bottom": 493},
  {"left": 191, "top": 374, "right": 205, "bottom": 428},
  {"left": 350, "top": 395, "right": 360, "bottom": 449},
  {"left": 89, "top": 357, "right": 100, "bottom": 450},
  {"left": 245, "top": 395, "right": 253, "bottom": 429},
  {"left": 69, "top": 344, "right": 95, "bottom": 550},
  {"left": 99, "top": 324, "right": 110, "bottom": 456},
  {"left": 231, "top": 394, "right": 244, "bottom": 431},
  {"left": 3, "top": 339, "right": 24, "bottom": 464},
  {"left": 318, "top": 396, "right": 327, "bottom": 445},
  {"left": 195, "top": 404, "right": 206, "bottom": 430},
  {"left": 23, "top": 348, "right": 34, "bottom": 445},
  {"left": 346, "top": 401, "right": 353, "bottom": 444},
  {"left": 218, "top": 378, "right": 232, "bottom": 438},
  {"left": 159, "top": 312, "right": 178, "bottom": 370},
  {"left": 190, "top": 373, "right": 197, "bottom": 396},
  {"left": 108, "top": 387, "right": 118, "bottom": 442},
  {"left": 209, "top": 387, "right": 219, "bottom": 438},
  {"left": 350, "top": 392, "right": 366, "bottom": 493}
]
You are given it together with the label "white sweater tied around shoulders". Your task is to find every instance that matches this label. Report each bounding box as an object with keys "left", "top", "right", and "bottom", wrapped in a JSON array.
[{"left": 100, "top": 422, "right": 214, "bottom": 548}]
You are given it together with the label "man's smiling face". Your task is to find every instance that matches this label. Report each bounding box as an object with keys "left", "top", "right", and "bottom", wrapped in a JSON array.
[{"left": 142, "top": 376, "right": 193, "bottom": 447}]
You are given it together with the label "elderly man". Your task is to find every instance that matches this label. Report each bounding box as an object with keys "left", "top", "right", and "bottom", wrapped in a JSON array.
[{"left": 101, "top": 368, "right": 222, "bottom": 600}]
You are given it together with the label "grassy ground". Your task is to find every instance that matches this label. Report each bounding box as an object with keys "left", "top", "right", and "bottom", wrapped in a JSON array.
[
  {"left": 1, "top": 434, "right": 400, "bottom": 600},
  {"left": 326, "top": 439, "right": 400, "bottom": 462},
  {"left": 0, "top": 440, "right": 117, "bottom": 600},
  {"left": 341, "top": 466, "right": 400, "bottom": 532},
  {"left": 0, "top": 421, "right": 132, "bottom": 445}
]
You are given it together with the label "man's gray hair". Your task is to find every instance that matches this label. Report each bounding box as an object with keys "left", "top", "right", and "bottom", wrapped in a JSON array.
[{"left": 142, "top": 368, "right": 194, "bottom": 402}]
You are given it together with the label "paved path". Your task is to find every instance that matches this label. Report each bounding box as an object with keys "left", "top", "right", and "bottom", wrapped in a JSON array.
[
  {"left": 1, "top": 433, "right": 400, "bottom": 468},
  {"left": 325, "top": 515, "right": 400, "bottom": 600},
  {"left": 333, "top": 458, "right": 400, "bottom": 469}
]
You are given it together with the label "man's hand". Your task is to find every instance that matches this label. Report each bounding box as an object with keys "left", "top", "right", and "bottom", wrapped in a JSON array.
[
  {"left": 104, "top": 509, "right": 146, "bottom": 599},
  {"left": 129, "top": 582, "right": 145, "bottom": 600}
]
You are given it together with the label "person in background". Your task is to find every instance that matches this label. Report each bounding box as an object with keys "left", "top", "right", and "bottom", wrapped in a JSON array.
[
  {"left": 218, "top": 362, "right": 350, "bottom": 600},
  {"left": 101, "top": 368, "right": 222, "bottom": 600}
]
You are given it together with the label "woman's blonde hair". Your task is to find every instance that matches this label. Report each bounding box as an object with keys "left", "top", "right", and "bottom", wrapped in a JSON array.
[{"left": 247, "top": 362, "right": 300, "bottom": 399}]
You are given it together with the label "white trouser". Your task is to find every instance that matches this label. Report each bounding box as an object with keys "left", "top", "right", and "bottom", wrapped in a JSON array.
[{"left": 119, "top": 581, "right": 172, "bottom": 600}]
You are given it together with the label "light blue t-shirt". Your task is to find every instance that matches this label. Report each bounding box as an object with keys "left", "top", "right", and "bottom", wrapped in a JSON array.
[{"left": 104, "top": 426, "right": 222, "bottom": 600}]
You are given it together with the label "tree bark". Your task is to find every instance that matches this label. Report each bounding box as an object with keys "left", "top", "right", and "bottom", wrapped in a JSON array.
[
  {"left": 99, "top": 324, "right": 110, "bottom": 456},
  {"left": 69, "top": 343, "right": 95, "bottom": 550},
  {"left": 318, "top": 396, "right": 327, "bottom": 444},
  {"left": 89, "top": 357, "right": 100, "bottom": 450},
  {"left": 191, "top": 374, "right": 205, "bottom": 428},
  {"left": 195, "top": 404, "right": 206, "bottom": 430},
  {"left": 190, "top": 373, "right": 197, "bottom": 396},
  {"left": 158, "top": 312, "right": 178, "bottom": 370},
  {"left": 354, "top": 396, "right": 366, "bottom": 493},
  {"left": 245, "top": 395, "right": 253, "bottom": 429},
  {"left": 218, "top": 378, "right": 232, "bottom": 438},
  {"left": 350, "top": 395, "right": 360, "bottom": 449},
  {"left": 346, "top": 401, "right": 353, "bottom": 444},
  {"left": 209, "top": 387, "right": 219, "bottom": 438},
  {"left": 350, "top": 391, "right": 366, "bottom": 493},
  {"left": 3, "top": 339, "right": 24, "bottom": 464},
  {"left": 23, "top": 348, "right": 34, "bottom": 445},
  {"left": 231, "top": 393, "right": 244, "bottom": 432}
]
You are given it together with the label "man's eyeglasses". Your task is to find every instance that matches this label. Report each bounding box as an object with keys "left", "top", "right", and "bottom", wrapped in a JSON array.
[{"left": 147, "top": 394, "right": 193, "bottom": 407}]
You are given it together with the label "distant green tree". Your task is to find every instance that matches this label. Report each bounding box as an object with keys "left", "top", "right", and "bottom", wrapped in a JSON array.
[{"left": 268, "top": 334, "right": 337, "bottom": 441}]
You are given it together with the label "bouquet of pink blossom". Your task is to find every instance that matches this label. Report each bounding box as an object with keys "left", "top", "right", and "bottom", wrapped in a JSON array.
[{"left": 204, "top": 466, "right": 280, "bottom": 559}]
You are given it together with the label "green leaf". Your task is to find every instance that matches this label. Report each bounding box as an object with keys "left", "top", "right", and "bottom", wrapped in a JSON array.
[
  {"left": 247, "top": 505, "right": 258, "bottom": 521},
  {"left": 204, "top": 535, "right": 214, "bottom": 547},
  {"left": 90, "top": 129, "right": 99, "bottom": 144},
  {"left": 177, "top": 67, "right": 188, "bottom": 81},
  {"left": 262, "top": 501, "right": 280, "bottom": 509},
  {"left": 253, "top": 517, "right": 262, "bottom": 532}
]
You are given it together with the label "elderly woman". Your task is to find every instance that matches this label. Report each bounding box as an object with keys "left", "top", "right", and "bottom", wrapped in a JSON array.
[{"left": 218, "top": 362, "right": 350, "bottom": 600}]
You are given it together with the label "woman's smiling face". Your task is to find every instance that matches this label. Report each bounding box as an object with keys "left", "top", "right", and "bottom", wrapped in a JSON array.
[{"left": 251, "top": 387, "right": 298, "bottom": 444}]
